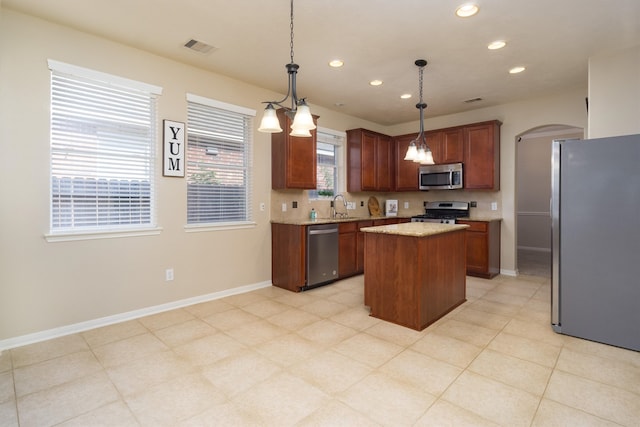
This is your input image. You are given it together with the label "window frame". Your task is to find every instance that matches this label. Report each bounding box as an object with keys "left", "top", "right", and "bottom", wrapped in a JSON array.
[
  {"left": 45, "top": 60, "right": 163, "bottom": 242},
  {"left": 309, "top": 127, "right": 346, "bottom": 200},
  {"left": 184, "top": 93, "right": 256, "bottom": 232}
]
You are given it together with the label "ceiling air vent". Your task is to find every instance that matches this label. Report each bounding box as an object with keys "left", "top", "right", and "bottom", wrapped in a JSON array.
[
  {"left": 184, "top": 39, "right": 216, "bottom": 54},
  {"left": 463, "top": 97, "right": 483, "bottom": 104}
]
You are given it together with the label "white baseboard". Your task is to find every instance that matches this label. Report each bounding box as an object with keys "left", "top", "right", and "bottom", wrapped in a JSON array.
[
  {"left": 0, "top": 280, "right": 272, "bottom": 352},
  {"left": 517, "top": 246, "right": 551, "bottom": 253},
  {"left": 500, "top": 268, "right": 518, "bottom": 277}
]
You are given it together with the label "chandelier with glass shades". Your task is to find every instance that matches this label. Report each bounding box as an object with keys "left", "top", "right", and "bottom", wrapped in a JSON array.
[
  {"left": 258, "top": 0, "right": 316, "bottom": 137},
  {"left": 404, "top": 59, "right": 435, "bottom": 164}
]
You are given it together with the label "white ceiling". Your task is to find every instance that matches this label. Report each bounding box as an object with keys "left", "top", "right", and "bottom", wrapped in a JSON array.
[{"left": 4, "top": 0, "right": 640, "bottom": 125}]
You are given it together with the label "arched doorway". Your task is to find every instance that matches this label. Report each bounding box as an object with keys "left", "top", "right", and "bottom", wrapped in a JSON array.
[{"left": 515, "top": 124, "right": 583, "bottom": 276}]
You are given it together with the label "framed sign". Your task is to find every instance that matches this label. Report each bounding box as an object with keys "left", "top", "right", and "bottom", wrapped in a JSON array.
[{"left": 163, "top": 120, "right": 185, "bottom": 177}]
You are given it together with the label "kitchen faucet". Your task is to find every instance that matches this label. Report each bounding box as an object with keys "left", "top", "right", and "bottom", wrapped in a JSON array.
[{"left": 331, "top": 194, "right": 348, "bottom": 218}]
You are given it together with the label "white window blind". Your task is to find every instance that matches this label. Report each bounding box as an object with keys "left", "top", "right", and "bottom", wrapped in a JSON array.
[
  {"left": 49, "top": 61, "right": 159, "bottom": 233},
  {"left": 186, "top": 95, "right": 254, "bottom": 225}
]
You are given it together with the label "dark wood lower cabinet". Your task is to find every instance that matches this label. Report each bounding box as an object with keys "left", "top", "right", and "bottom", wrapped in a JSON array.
[
  {"left": 338, "top": 222, "right": 358, "bottom": 278},
  {"left": 271, "top": 223, "right": 306, "bottom": 292},
  {"left": 272, "top": 217, "right": 418, "bottom": 292},
  {"left": 457, "top": 220, "right": 501, "bottom": 278},
  {"left": 363, "top": 228, "right": 467, "bottom": 330}
]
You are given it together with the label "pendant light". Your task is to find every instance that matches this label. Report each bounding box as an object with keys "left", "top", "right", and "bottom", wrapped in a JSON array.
[
  {"left": 258, "top": 0, "right": 315, "bottom": 137},
  {"left": 404, "top": 59, "right": 435, "bottom": 164}
]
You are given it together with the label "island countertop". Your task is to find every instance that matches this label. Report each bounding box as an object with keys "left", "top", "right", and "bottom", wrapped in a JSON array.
[{"left": 360, "top": 222, "right": 469, "bottom": 237}]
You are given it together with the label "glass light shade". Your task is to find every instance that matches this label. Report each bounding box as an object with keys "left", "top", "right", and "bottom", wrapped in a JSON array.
[
  {"left": 258, "top": 105, "right": 283, "bottom": 133},
  {"left": 290, "top": 127, "right": 312, "bottom": 137},
  {"left": 290, "top": 103, "right": 316, "bottom": 133},
  {"left": 404, "top": 142, "right": 418, "bottom": 161},
  {"left": 414, "top": 146, "right": 427, "bottom": 163},
  {"left": 421, "top": 149, "right": 435, "bottom": 165}
]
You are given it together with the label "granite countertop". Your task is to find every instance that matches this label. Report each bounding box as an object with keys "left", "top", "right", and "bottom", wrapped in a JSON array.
[
  {"left": 458, "top": 216, "right": 502, "bottom": 222},
  {"left": 360, "top": 222, "right": 470, "bottom": 237},
  {"left": 271, "top": 215, "right": 412, "bottom": 226},
  {"left": 271, "top": 214, "right": 501, "bottom": 226}
]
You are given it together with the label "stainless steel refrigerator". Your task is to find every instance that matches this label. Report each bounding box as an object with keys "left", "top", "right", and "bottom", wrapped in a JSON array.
[{"left": 551, "top": 134, "right": 640, "bottom": 351}]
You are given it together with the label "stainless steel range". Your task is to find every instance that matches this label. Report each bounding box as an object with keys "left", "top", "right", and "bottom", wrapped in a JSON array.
[{"left": 411, "top": 201, "right": 470, "bottom": 224}]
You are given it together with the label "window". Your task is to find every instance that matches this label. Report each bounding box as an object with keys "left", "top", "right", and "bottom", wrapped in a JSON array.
[
  {"left": 310, "top": 129, "right": 345, "bottom": 199},
  {"left": 48, "top": 60, "right": 161, "bottom": 236},
  {"left": 186, "top": 94, "right": 255, "bottom": 227}
]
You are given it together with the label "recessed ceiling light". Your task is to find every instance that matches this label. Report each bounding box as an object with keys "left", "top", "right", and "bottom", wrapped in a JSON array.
[
  {"left": 488, "top": 40, "right": 506, "bottom": 50},
  {"left": 369, "top": 80, "right": 383, "bottom": 86},
  {"left": 509, "top": 66, "right": 526, "bottom": 74},
  {"left": 328, "top": 59, "right": 344, "bottom": 68},
  {"left": 455, "top": 3, "right": 479, "bottom": 17},
  {"left": 400, "top": 93, "right": 412, "bottom": 99}
]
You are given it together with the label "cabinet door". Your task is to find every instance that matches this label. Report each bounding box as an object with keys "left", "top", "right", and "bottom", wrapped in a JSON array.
[
  {"left": 425, "top": 131, "right": 443, "bottom": 164},
  {"left": 286, "top": 134, "right": 317, "bottom": 188},
  {"left": 376, "top": 135, "right": 393, "bottom": 191},
  {"left": 441, "top": 128, "right": 464, "bottom": 163},
  {"left": 271, "top": 223, "right": 306, "bottom": 291},
  {"left": 465, "top": 231, "right": 489, "bottom": 274},
  {"left": 338, "top": 223, "right": 358, "bottom": 278},
  {"left": 393, "top": 134, "right": 420, "bottom": 191},
  {"left": 361, "top": 131, "right": 377, "bottom": 190},
  {"left": 356, "top": 220, "right": 373, "bottom": 273},
  {"left": 271, "top": 109, "right": 318, "bottom": 189},
  {"left": 464, "top": 121, "right": 500, "bottom": 190}
]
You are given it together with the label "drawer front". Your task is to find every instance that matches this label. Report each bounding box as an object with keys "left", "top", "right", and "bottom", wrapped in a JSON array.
[
  {"left": 339, "top": 221, "right": 358, "bottom": 233},
  {"left": 458, "top": 220, "right": 488, "bottom": 232}
]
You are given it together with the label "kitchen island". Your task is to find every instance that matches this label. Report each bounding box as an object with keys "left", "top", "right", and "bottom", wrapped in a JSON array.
[{"left": 361, "top": 222, "right": 469, "bottom": 331}]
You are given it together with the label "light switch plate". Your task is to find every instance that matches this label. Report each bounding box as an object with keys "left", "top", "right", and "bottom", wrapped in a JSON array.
[
  {"left": 491, "top": 202, "right": 498, "bottom": 211},
  {"left": 281, "top": 203, "right": 287, "bottom": 212}
]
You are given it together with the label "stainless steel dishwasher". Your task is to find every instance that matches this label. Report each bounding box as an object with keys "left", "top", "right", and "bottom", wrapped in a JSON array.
[{"left": 304, "top": 224, "right": 339, "bottom": 290}]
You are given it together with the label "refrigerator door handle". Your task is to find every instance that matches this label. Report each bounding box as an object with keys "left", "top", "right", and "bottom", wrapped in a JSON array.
[{"left": 550, "top": 140, "right": 561, "bottom": 331}]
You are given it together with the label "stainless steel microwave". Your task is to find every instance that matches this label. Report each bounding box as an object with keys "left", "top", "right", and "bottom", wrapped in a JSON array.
[{"left": 419, "top": 162, "right": 463, "bottom": 190}]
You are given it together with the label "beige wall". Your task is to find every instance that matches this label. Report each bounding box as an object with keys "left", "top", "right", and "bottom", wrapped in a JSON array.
[
  {"left": 516, "top": 131, "right": 583, "bottom": 251},
  {"left": 0, "top": 9, "right": 376, "bottom": 345},
  {"left": 588, "top": 45, "right": 640, "bottom": 138},
  {"left": 7, "top": 7, "right": 636, "bottom": 345}
]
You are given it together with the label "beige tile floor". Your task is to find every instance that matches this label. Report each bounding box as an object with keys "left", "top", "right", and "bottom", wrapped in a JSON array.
[{"left": 1, "top": 272, "right": 639, "bottom": 426}]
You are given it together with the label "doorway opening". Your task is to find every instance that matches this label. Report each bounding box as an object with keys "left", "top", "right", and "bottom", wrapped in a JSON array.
[{"left": 515, "top": 124, "right": 583, "bottom": 277}]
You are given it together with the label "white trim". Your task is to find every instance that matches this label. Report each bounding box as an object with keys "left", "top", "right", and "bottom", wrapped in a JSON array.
[
  {"left": 519, "top": 127, "right": 583, "bottom": 140},
  {"left": 317, "top": 127, "right": 347, "bottom": 139},
  {"left": 517, "top": 211, "right": 550, "bottom": 216},
  {"left": 186, "top": 93, "right": 256, "bottom": 117},
  {"left": 184, "top": 221, "right": 257, "bottom": 233},
  {"left": 518, "top": 245, "right": 551, "bottom": 253},
  {"left": 500, "top": 268, "right": 518, "bottom": 277},
  {"left": 45, "top": 227, "right": 163, "bottom": 242},
  {"left": 47, "top": 59, "right": 163, "bottom": 95},
  {"left": 0, "top": 280, "right": 272, "bottom": 351}
]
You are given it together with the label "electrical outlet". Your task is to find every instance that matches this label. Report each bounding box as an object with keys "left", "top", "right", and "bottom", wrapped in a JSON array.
[
  {"left": 165, "top": 268, "right": 174, "bottom": 281},
  {"left": 491, "top": 202, "right": 498, "bottom": 211},
  {"left": 292, "top": 201, "right": 297, "bottom": 208},
  {"left": 404, "top": 201, "right": 409, "bottom": 209},
  {"left": 360, "top": 201, "right": 364, "bottom": 207},
  {"left": 259, "top": 202, "right": 265, "bottom": 211},
  {"left": 470, "top": 201, "right": 477, "bottom": 207},
  {"left": 281, "top": 203, "right": 287, "bottom": 212}
]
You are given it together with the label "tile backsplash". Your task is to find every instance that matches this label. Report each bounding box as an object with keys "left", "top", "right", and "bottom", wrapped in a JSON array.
[{"left": 270, "top": 190, "right": 502, "bottom": 222}]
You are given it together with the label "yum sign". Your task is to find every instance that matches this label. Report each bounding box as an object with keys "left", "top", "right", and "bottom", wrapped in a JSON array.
[{"left": 163, "top": 120, "right": 185, "bottom": 177}]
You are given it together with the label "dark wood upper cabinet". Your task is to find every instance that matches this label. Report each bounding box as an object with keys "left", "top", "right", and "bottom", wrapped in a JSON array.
[
  {"left": 393, "top": 133, "right": 420, "bottom": 191},
  {"left": 347, "top": 128, "right": 393, "bottom": 192},
  {"left": 463, "top": 120, "right": 501, "bottom": 190},
  {"left": 271, "top": 108, "right": 319, "bottom": 190}
]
